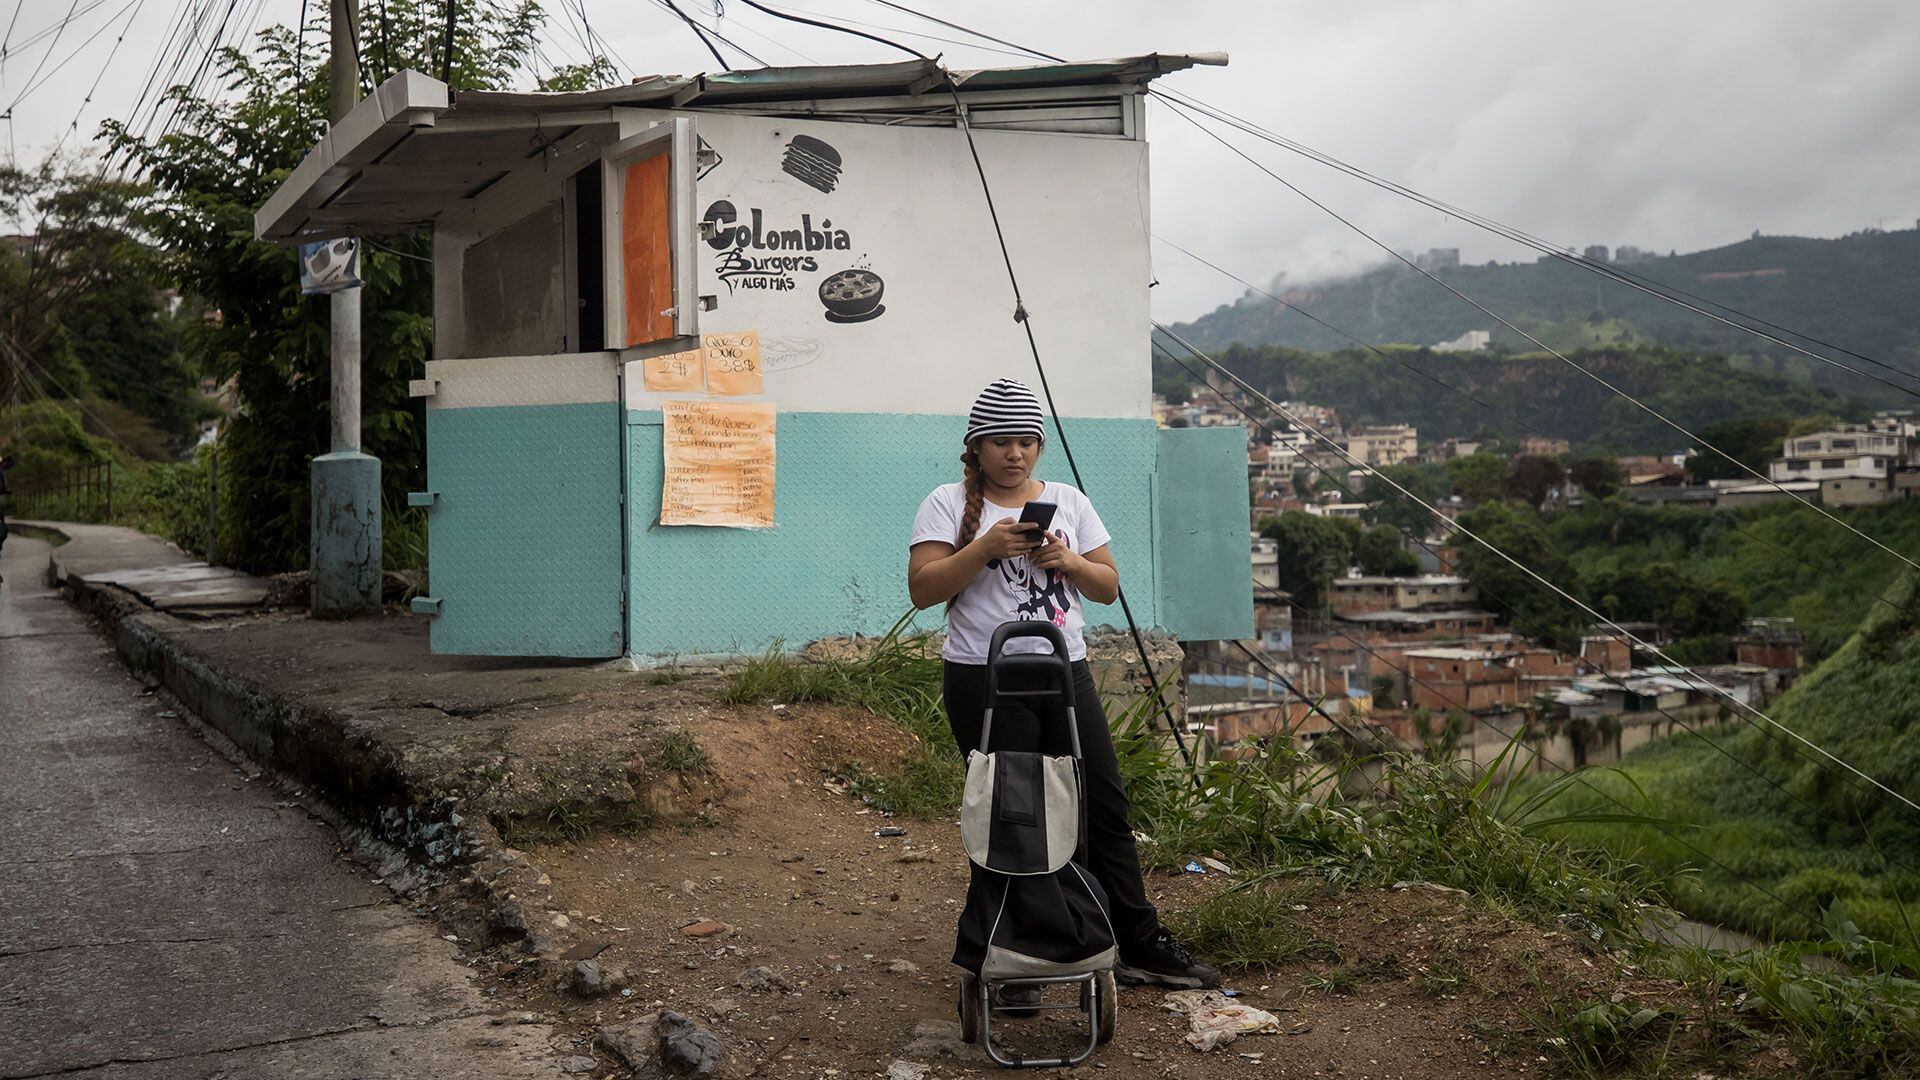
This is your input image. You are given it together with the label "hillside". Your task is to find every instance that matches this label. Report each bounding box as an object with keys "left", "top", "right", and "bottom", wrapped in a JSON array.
[
  {"left": 1170, "top": 228, "right": 1920, "bottom": 403},
  {"left": 1547, "top": 571, "right": 1920, "bottom": 946},
  {"left": 1159, "top": 342, "right": 1858, "bottom": 452}
]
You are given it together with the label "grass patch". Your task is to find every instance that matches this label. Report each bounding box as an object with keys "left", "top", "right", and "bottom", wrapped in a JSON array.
[
  {"left": 1532, "top": 999, "right": 1680, "bottom": 1078},
  {"left": 1161, "top": 883, "right": 1336, "bottom": 970},
  {"left": 648, "top": 669, "right": 687, "bottom": 686},
  {"left": 656, "top": 729, "right": 712, "bottom": 775},
  {"left": 723, "top": 619, "right": 963, "bottom": 818},
  {"left": 498, "top": 800, "right": 654, "bottom": 848}
]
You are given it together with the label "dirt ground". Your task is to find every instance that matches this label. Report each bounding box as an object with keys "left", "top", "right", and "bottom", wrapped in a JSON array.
[{"left": 445, "top": 689, "right": 1771, "bottom": 1079}]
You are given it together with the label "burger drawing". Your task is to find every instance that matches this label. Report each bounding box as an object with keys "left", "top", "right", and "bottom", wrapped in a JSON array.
[
  {"left": 781, "top": 135, "right": 843, "bottom": 194},
  {"left": 819, "top": 268, "right": 885, "bottom": 323}
]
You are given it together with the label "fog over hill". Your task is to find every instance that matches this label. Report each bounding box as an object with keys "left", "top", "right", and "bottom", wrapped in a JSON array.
[{"left": 1168, "top": 227, "right": 1920, "bottom": 404}]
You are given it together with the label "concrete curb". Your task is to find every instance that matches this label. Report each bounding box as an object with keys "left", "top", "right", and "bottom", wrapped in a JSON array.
[{"left": 51, "top": 559, "right": 559, "bottom": 957}]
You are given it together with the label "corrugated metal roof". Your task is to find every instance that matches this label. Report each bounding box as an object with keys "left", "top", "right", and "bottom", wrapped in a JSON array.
[{"left": 255, "top": 53, "right": 1225, "bottom": 242}]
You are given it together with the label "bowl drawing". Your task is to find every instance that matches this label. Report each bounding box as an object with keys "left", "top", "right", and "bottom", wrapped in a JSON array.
[{"left": 818, "top": 268, "right": 885, "bottom": 321}]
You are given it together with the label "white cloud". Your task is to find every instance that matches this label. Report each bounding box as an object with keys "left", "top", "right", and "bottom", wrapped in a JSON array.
[{"left": 6, "top": 0, "right": 1915, "bottom": 322}]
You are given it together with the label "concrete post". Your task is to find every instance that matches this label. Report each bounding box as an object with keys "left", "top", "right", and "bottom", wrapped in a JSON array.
[{"left": 311, "top": 0, "right": 382, "bottom": 618}]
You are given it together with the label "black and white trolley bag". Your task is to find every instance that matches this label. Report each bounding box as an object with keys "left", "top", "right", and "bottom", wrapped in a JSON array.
[{"left": 951, "top": 622, "right": 1117, "bottom": 984}]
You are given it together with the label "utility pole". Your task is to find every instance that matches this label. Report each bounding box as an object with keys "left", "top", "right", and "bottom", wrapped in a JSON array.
[{"left": 311, "top": 0, "right": 382, "bottom": 617}]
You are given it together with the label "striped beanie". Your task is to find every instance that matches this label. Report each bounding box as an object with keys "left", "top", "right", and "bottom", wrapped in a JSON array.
[{"left": 964, "top": 378, "right": 1047, "bottom": 445}]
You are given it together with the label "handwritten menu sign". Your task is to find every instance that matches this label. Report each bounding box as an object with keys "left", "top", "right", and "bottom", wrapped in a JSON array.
[
  {"left": 642, "top": 347, "right": 703, "bottom": 392},
  {"left": 703, "top": 330, "right": 764, "bottom": 395},
  {"left": 660, "top": 400, "right": 776, "bottom": 528}
]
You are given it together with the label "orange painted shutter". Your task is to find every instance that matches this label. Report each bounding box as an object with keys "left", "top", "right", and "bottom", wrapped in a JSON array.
[{"left": 621, "top": 153, "right": 675, "bottom": 346}]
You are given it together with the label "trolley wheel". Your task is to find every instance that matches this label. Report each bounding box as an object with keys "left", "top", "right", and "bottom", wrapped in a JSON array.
[
  {"left": 1093, "top": 970, "right": 1117, "bottom": 1044},
  {"left": 958, "top": 975, "right": 980, "bottom": 1044}
]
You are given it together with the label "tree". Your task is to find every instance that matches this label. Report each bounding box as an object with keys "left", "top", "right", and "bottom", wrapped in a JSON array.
[
  {"left": 0, "top": 167, "right": 195, "bottom": 458},
  {"left": 1355, "top": 523, "right": 1418, "bottom": 577},
  {"left": 1447, "top": 452, "right": 1509, "bottom": 504},
  {"left": 1366, "top": 460, "right": 1450, "bottom": 537},
  {"left": 1585, "top": 561, "right": 1748, "bottom": 640},
  {"left": 1689, "top": 417, "right": 1789, "bottom": 481},
  {"left": 103, "top": 2, "right": 614, "bottom": 571},
  {"left": 1451, "top": 502, "right": 1586, "bottom": 649},
  {"left": 1258, "top": 511, "right": 1360, "bottom": 610},
  {"left": 1568, "top": 456, "right": 1625, "bottom": 500},
  {"left": 1505, "top": 454, "right": 1566, "bottom": 509}
]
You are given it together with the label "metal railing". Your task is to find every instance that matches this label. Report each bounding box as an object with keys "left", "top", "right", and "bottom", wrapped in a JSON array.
[{"left": 10, "top": 462, "right": 114, "bottom": 521}]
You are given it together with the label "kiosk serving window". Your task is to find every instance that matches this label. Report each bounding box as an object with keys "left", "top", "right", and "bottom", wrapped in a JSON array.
[{"left": 601, "top": 116, "right": 700, "bottom": 349}]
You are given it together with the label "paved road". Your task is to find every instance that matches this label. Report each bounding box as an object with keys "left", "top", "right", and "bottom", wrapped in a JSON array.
[{"left": 0, "top": 536, "right": 566, "bottom": 1079}]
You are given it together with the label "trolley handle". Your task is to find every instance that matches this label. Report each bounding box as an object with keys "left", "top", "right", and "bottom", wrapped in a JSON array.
[{"left": 981, "top": 621, "right": 1081, "bottom": 759}]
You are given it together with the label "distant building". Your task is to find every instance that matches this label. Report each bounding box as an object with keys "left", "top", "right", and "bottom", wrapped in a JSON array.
[
  {"left": 1432, "top": 329, "right": 1491, "bottom": 353},
  {"left": 1346, "top": 424, "right": 1418, "bottom": 466},
  {"left": 1582, "top": 245, "right": 1610, "bottom": 263},
  {"left": 1516, "top": 435, "right": 1569, "bottom": 457},
  {"left": 1769, "top": 427, "right": 1904, "bottom": 504},
  {"left": 1734, "top": 617, "right": 1803, "bottom": 675},
  {"left": 1403, "top": 647, "right": 1522, "bottom": 712},
  {"left": 1425, "top": 437, "right": 1484, "bottom": 463},
  {"left": 1614, "top": 245, "right": 1653, "bottom": 265},
  {"left": 1415, "top": 247, "right": 1460, "bottom": 271},
  {"left": 1330, "top": 574, "right": 1476, "bottom": 616}
]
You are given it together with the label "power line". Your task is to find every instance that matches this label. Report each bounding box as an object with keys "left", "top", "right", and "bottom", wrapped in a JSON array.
[
  {"left": 851, "top": 0, "right": 1920, "bottom": 400},
  {"left": 1156, "top": 338, "right": 1920, "bottom": 910},
  {"left": 1154, "top": 321, "right": 1920, "bottom": 822},
  {"left": 1158, "top": 97, "right": 1920, "bottom": 585},
  {"left": 1153, "top": 232, "right": 1912, "bottom": 623},
  {"left": 1213, "top": 634, "right": 1829, "bottom": 938},
  {"left": 1, "top": 0, "right": 82, "bottom": 117},
  {"left": 48, "top": 0, "right": 146, "bottom": 158},
  {"left": 661, "top": 0, "right": 731, "bottom": 70},
  {"left": 1150, "top": 92, "right": 1920, "bottom": 399}
]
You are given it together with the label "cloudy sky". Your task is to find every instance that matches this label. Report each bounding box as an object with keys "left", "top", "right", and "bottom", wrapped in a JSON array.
[{"left": 4, "top": 0, "right": 1917, "bottom": 320}]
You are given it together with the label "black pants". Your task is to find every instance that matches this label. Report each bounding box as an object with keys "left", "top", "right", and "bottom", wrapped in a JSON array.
[{"left": 942, "top": 659, "right": 1160, "bottom": 957}]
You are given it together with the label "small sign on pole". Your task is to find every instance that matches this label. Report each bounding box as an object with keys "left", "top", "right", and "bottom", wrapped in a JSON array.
[{"left": 299, "top": 237, "right": 362, "bottom": 295}]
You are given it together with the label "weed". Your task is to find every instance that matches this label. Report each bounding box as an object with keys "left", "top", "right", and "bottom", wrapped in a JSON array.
[
  {"left": 1413, "top": 952, "right": 1468, "bottom": 997},
  {"left": 1533, "top": 999, "right": 1678, "bottom": 1078},
  {"left": 656, "top": 730, "right": 713, "bottom": 775},
  {"left": 1162, "top": 883, "right": 1337, "bottom": 970},
  {"left": 648, "top": 669, "right": 687, "bottom": 686},
  {"left": 724, "top": 618, "right": 963, "bottom": 818},
  {"left": 1300, "top": 965, "right": 1359, "bottom": 997}
]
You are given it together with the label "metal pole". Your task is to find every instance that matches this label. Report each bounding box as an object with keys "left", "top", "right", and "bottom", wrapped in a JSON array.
[
  {"left": 329, "top": 0, "right": 361, "bottom": 455},
  {"left": 310, "top": 0, "right": 381, "bottom": 618},
  {"left": 207, "top": 452, "right": 218, "bottom": 564}
]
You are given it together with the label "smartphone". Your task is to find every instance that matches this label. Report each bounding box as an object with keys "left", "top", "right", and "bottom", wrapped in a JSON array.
[{"left": 1017, "top": 500, "right": 1058, "bottom": 546}]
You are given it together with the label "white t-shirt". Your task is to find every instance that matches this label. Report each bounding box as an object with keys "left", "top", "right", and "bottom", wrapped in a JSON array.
[{"left": 909, "top": 481, "right": 1112, "bottom": 663}]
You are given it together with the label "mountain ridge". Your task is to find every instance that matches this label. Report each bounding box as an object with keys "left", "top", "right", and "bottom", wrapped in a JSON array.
[{"left": 1169, "top": 227, "right": 1920, "bottom": 401}]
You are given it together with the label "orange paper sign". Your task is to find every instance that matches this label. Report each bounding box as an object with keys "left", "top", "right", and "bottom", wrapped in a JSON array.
[
  {"left": 660, "top": 400, "right": 776, "bottom": 528},
  {"left": 703, "top": 330, "right": 764, "bottom": 395},
  {"left": 642, "top": 347, "right": 703, "bottom": 392}
]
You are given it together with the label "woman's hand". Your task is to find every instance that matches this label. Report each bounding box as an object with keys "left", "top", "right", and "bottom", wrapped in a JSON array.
[
  {"left": 972, "top": 518, "right": 1046, "bottom": 561},
  {"left": 1029, "top": 531, "right": 1082, "bottom": 574}
]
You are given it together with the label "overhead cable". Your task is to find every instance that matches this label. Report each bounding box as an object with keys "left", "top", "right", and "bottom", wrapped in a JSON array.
[
  {"left": 1154, "top": 321, "right": 1920, "bottom": 821},
  {"left": 1160, "top": 97, "right": 1920, "bottom": 582},
  {"left": 856, "top": 0, "right": 1920, "bottom": 396},
  {"left": 735, "top": 0, "right": 1203, "bottom": 779}
]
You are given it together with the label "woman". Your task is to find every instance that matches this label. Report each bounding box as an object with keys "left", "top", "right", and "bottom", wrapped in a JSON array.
[{"left": 907, "top": 378, "right": 1220, "bottom": 991}]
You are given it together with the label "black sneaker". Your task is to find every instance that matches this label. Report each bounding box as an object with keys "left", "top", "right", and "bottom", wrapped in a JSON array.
[
  {"left": 1115, "top": 930, "right": 1222, "bottom": 989},
  {"left": 993, "top": 983, "right": 1044, "bottom": 1019}
]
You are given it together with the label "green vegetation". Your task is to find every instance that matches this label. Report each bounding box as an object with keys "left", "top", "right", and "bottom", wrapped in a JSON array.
[
  {"left": 1170, "top": 229, "right": 1920, "bottom": 403},
  {"left": 722, "top": 623, "right": 963, "bottom": 820},
  {"left": 1161, "top": 882, "right": 1335, "bottom": 970},
  {"left": 1153, "top": 341, "right": 1860, "bottom": 454},
  {"left": 1542, "top": 572, "right": 1920, "bottom": 952},
  {"left": 726, "top": 618, "right": 1918, "bottom": 1073}
]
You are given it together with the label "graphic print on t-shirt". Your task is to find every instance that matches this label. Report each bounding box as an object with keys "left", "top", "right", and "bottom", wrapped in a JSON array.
[{"left": 995, "top": 534, "right": 1074, "bottom": 628}]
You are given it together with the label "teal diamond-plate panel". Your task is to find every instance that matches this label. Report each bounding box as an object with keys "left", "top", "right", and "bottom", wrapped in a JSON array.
[
  {"left": 1155, "top": 426, "right": 1255, "bottom": 641},
  {"left": 426, "top": 402, "right": 624, "bottom": 657},
  {"left": 624, "top": 411, "right": 1159, "bottom": 658}
]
